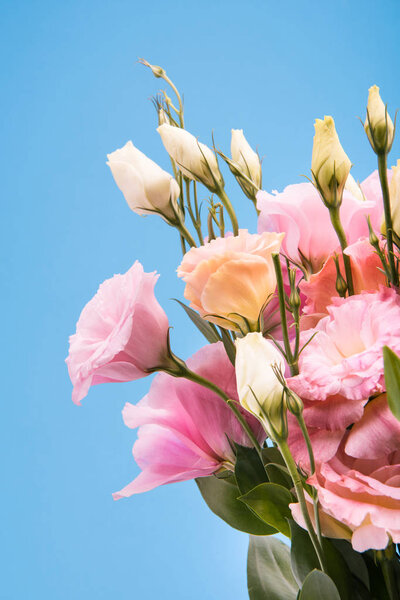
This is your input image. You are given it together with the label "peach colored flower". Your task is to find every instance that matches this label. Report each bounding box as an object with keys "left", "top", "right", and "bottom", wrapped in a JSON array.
[
  {"left": 66, "top": 261, "right": 172, "bottom": 405},
  {"left": 300, "top": 238, "right": 386, "bottom": 325},
  {"left": 177, "top": 229, "right": 284, "bottom": 332}
]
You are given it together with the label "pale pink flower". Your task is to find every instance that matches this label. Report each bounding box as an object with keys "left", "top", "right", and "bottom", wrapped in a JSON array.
[
  {"left": 300, "top": 238, "right": 386, "bottom": 324},
  {"left": 66, "top": 261, "right": 172, "bottom": 405},
  {"left": 113, "top": 342, "right": 265, "bottom": 498},
  {"left": 291, "top": 428, "right": 400, "bottom": 552},
  {"left": 289, "top": 289, "right": 400, "bottom": 410},
  {"left": 257, "top": 180, "right": 380, "bottom": 274},
  {"left": 177, "top": 229, "right": 284, "bottom": 332}
]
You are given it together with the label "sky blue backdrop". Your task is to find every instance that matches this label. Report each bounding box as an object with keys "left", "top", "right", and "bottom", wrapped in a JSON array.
[{"left": 2, "top": 0, "right": 400, "bottom": 598}]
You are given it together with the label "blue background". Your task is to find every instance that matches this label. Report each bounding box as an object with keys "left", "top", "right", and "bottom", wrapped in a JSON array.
[{"left": 2, "top": 0, "right": 400, "bottom": 598}]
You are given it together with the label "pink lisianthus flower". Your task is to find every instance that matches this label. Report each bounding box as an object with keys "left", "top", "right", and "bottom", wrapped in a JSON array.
[
  {"left": 177, "top": 229, "right": 284, "bottom": 332},
  {"left": 113, "top": 342, "right": 265, "bottom": 498},
  {"left": 66, "top": 261, "right": 174, "bottom": 405},
  {"left": 300, "top": 238, "right": 387, "bottom": 326},
  {"left": 291, "top": 411, "right": 400, "bottom": 552},
  {"left": 257, "top": 179, "right": 380, "bottom": 274},
  {"left": 289, "top": 288, "right": 400, "bottom": 409}
]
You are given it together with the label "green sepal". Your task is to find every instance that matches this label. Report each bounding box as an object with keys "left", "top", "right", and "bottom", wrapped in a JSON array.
[
  {"left": 239, "top": 482, "right": 293, "bottom": 537},
  {"left": 247, "top": 535, "right": 299, "bottom": 600},
  {"left": 383, "top": 345, "right": 400, "bottom": 421},
  {"left": 195, "top": 474, "right": 276, "bottom": 535}
]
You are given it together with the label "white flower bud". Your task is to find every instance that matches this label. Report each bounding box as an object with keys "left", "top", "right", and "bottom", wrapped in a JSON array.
[
  {"left": 311, "top": 116, "right": 352, "bottom": 207},
  {"left": 157, "top": 124, "right": 223, "bottom": 192},
  {"left": 230, "top": 129, "right": 262, "bottom": 199},
  {"left": 107, "top": 141, "right": 180, "bottom": 221},
  {"left": 235, "top": 332, "right": 286, "bottom": 438},
  {"left": 364, "top": 85, "right": 394, "bottom": 155}
]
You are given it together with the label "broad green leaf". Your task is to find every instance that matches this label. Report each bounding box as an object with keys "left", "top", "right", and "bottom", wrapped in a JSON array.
[
  {"left": 234, "top": 443, "right": 268, "bottom": 495},
  {"left": 289, "top": 521, "right": 351, "bottom": 600},
  {"left": 331, "top": 539, "right": 369, "bottom": 591},
  {"left": 239, "top": 482, "right": 293, "bottom": 536},
  {"left": 247, "top": 535, "right": 299, "bottom": 600},
  {"left": 174, "top": 299, "right": 221, "bottom": 343},
  {"left": 383, "top": 346, "right": 400, "bottom": 421},
  {"left": 196, "top": 474, "right": 276, "bottom": 535},
  {"left": 265, "top": 462, "right": 292, "bottom": 490},
  {"left": 262, "top": 446, "right": 286, "bottom": 467},
  {"left": 299, "top": 570, "right": 340, "bottom": 600}
]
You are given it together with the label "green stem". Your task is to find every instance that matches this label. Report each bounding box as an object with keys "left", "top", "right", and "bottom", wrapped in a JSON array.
[
  {"left": 175, "top": 220, "right": 197, "bottom": 248},
  {"left": 278, "top": 439, "right": 327, "bottom": 574},
  {"left": 182, "top": 367, "right": 263, "bottom": 459},
  {"left": 272, "top": 255, "right": 298, "bottom": 375},
  {"left": 185, "top": 179, "right": 204, "bottom": 245},
  {"left": 163, "top": 75, "right": 184, "bottom": 128},
  {"left": 329, "top": 206, "right": 354, "bottom": 295},
  {"left": 378, "top": 153, "right": 399, "bottom": 286},
  {"left": 216, "top": 188, "right": 239, "bottom": 236}
]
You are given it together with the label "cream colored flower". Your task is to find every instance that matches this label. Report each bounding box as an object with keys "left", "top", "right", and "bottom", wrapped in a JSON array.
[
  {"left": 235, "top": 332, "right": 286, "bottom": 437},
  {"left": 364, "top": 85, "right": 394, "bottom": 154},
  {"left": 311, "top": 116, "right": 351, "bottom": 207},
  {"left": 107, "top": 141, "right": 179, "bottom": 220},
  {"left": 230, "top": 129, "right": 261, "bottom": 198},
  {"left": 157, "top": 124, "right": 223, "bottom": 191}
]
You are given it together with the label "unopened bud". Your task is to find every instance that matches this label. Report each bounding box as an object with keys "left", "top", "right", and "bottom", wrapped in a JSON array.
[
  {"left": 312, "top": 116, "right": 352, "bottom": 208},
  {"left": 158, "top": 108, "right": 171, "bottom": 126},
  {"left": 230, "top": 129, "right": 262, "bottom": 200},
  {"left": 139, "top": 58, "right": 166, "bottom": 79},
  {"left": 286, "top": 390, "right": 303, "bottom": 417},
  {"left": 333, "top": 255, "right": 347, "bottom": 297},
  {"left": 364, "top": 85, "right": 394, "bottom": 155}
]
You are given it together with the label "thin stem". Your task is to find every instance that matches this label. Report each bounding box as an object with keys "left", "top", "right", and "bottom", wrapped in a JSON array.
[
  {"left": 329, "top": 206, "right": 355, "bottom": 295},
  {"left": 175, "top": 220, "right": 197, "bottom": 248},
  {"left": 185, "top": 179, "right": 204, "bottom": 245},
  {"left": 272, "top": 255, "right": 298, "bottom": 375},
  {"left": 378, "top": 153, "right": 399, "bottom": 286},
  {"left": 182, "top": 367, "right": 263, "bottom": 459},
  {"left": 163, "top": 75, "right": 184, "bottom": 128},
  {"left": 216, "top": 188, "right": 239, "bottom": 236},
  {"left": 278, "top": 439, "right": 327, "bottom": 573}
]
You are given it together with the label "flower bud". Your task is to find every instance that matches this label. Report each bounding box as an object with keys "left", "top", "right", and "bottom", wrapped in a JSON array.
[
  {"left": 311, "top": 116, "right": 352, "bottom": 208},
  {"left": 230, "top": 129, "right": 262, "bottom": 200},
  {"left": 157, "top": 124, "right": 224, "bottom": 192},
  {"left": 235, "top": 332, "right": 287, "bottom": 439},
  {"left": 139, "top": 58, "right": 165, "bottom": 79},
  {"left": 107, "top": 141, "right": 180, "bottom": 222},
  {"left": 158, "top": 108, "right": 171, "bottom": 126},
  {"left": 364, "top": 85, "right": 394, "bottom": 155}
]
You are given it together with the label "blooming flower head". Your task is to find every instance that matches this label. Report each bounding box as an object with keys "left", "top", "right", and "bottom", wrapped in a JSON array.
[
  {"left": 289, "top": 288, "right": 400, "bottom": 406},
  {"left": 113, "top": 342, "right": 265, "bottom": 498},
  {"left": 177, "top": 229, "right": 283, "bottom": 332},
  {"left": 257, "top": 181, "right": 378, "bottom": 274},
  {"left": 66, "top": 261, "right": 173, "bottom": 405}
]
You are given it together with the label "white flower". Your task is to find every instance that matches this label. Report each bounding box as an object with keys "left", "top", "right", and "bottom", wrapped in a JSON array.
[
  {"left": 235, "top": 332, "right": 286, "bottom": 437},
  {"left": 157, "top": 124, "right": 223, "bottom": 191},
  {"left": 107, "top": 141, "right": 179, "bottom": 220},
  {"left": 230, "top": 129, "right": 261, "bottom": 198},
  {"left": 312, "top": 116, "right": 351, "bottom": 207},
  {"left": 364, "top": 85, "right": 394, "bottom": 154}
]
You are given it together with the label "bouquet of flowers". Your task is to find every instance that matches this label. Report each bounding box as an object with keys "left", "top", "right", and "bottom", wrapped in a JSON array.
[{"left": 66, "top": 60, "right": 400, "bottom": 599}]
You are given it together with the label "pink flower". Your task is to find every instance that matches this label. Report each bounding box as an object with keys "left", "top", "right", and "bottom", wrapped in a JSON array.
[
  {"left": 291, "top": 425, "right": 400, "bottom": 552},
  {"left": 257, "top": 180, "right": 380, "bottom": 274},
  {"left": 66, "top": 261, "right": 172, "bottom": 405},
  {"left": 300, "top": 238, "right": 386, "bottom": 324},
  {"left": 113, "top": 342, "right": 265, "bottom": 498},
  {"left": 177, "top": 229, "right": 284, "bottom": 332},
  {"left": 289, "top": 289, "right": 400, "bottom": 409}
]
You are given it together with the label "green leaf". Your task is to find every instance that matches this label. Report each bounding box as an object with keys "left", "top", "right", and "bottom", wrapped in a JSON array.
[
  {"left": 247, "top": 535, "right": 299, "bottom": 600},
  {"left": 383, "top": 346, "right": 400, "bottom": 421},
  {"left": 196, "top": 474, "right": 276, "bottom": 535},
  {"left": 262, "top": 446, "right": 286, "bottom": 467},
  {"left": 174, "top": 299, "right": 221, "bottom": 343},
  {"left": 289, "top": 521, "right": 351, "bottom": 600},
  {"left": 265, "top": 463, "right": 292, "bottom": 490},
  {"left": 331, "top": 539, "right": 369, "bottom": 591},
  {"left": 239, "top": 482, "right": 293, "bottom": 536},
  {"left": 219, "top": 327, "right": 236, "bottom": 365},
  {"left": 234, "top": 443, "right": 268, "bottom": 495},
  {"left": 299, "top": 570, "right": 340, "bottom": 600}
]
